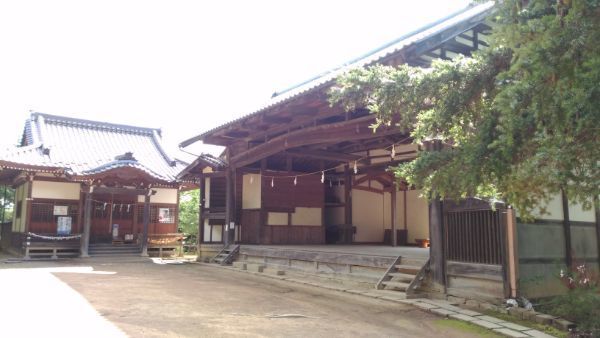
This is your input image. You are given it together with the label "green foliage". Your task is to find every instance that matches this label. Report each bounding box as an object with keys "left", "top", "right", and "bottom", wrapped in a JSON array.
[
  {"left": 330, "top": 0, "right": 600, "bottom": 216},
  {"left": 178, "top": 189, "right": 199, "bottom": 235},
  {"left": 0, "top": 185, "right": 14, "bottom": 223},
  {"left": 542, "top": 263, "right": 600, "bottom": 334}
]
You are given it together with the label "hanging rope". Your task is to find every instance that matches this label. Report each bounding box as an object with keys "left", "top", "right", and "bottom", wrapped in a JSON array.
[
  {"left": 27, "top": 232, "right": 81, "bottom": 241},
  {"left": 258, "top": 135, "right": 413, "bottom": 180}
]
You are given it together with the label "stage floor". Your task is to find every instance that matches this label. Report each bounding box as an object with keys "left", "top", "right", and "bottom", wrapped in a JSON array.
[{"left": 240, "top": 244, "right": 429, "bottom": 259}]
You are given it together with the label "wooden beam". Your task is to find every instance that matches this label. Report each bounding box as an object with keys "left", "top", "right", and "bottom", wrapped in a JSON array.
[
  {"left": 391, "top": 186, "right": 397, "bottom": 247},
  {"left": 263, "top": 116, "right": 293, "bottom": 124},
  {"left": 286, "top": 148, "right": 361, "bottom": 163},
  {"left": 224, "top": 165, "right": 235, "bottom": 245},
  {"left": 141, "top": 194, "right": 150, "bottom": 256},
  {"left": 231, "top": 115, "right": 402, "bottom": 168},
  {"left": 80, "top": 192, "right": 91, "bottom": 257},
  {"left": 88, "top": 187, "right": 150, "bottom": 196},
  {"left": 198, "top": 175, "right": 205, "bottom": 246},
  {"left": 344, "top": 165, "right": 352, "bottom": 228}
]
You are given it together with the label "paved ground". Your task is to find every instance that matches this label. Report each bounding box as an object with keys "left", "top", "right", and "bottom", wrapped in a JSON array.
[{"left": 0, "top": 256, "right": 484, "bottom": 338}]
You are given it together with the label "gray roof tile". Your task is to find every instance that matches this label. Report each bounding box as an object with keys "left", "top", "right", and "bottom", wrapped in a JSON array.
[{"left": 2, "top": 112, "right": 186, "bottom": 182}]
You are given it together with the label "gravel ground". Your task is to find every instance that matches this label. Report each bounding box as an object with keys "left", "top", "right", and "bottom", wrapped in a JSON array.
[{"left": 0, "top": 256, "right": 485, "bottom": 338}]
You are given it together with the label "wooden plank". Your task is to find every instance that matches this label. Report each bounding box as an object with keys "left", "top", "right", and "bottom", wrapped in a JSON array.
[
  {"left": 231, "top": 115, "right": 401, "bottom": 168},
  {"left": 446, "top": 261, "right": 503, "bottom": 282},
  {"left": 286, "top": 148, "right": 361, "bottom": 163},
  {"left": 141, "top": 194, "right": 150, "bottom": 256},
  {"left": 344, "top": 165, "right": 352, "bottom": 228},
  {"left": 80, "top": 192, "right": 91, "bottom": 257},
  {"left": 391, "top": 186, "right": 397, "bottom": 247}
]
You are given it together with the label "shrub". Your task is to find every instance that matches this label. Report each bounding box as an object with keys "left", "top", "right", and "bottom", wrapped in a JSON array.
[{"left": 545, "top": 263, "right": 600, "bottom": 334}]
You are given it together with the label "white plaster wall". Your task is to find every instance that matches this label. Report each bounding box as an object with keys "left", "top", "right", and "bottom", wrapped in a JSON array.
[
  {"left": 352, "top": 188, "right": 385, "bottom": 242},
  {"left": 268, "top": 212, "right": 288, "bottom": 225},
  {"left": 242, "top": 174, "right": 261, "bottom": 209},
  {"left": 137, "top": 188, "right": 178, "bottom": 204},
  {"left": 405, "top": 190, "right": 429, "bottom": 244},
  {"left": 383, "top": 192, "right": 392, "bottom": 230},
  {"left": 530, "top": 194, "right": 563, "bottom": 220},
  {"left": 568, "top": 199, "right": 595, "bottom": 223},
  {"left": 204, "top": 177, "right": 211, "bottom": 208},
  {"left": 292, "top": 207, "right": 321, "bottom": 226},
  {"left": 32, "top": 181, "right": 80, "bottom": 200}
]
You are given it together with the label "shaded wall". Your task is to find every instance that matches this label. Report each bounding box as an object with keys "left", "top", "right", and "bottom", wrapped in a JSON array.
[{"left": 518, "top": 195, "right": 598, "bottom": 298}]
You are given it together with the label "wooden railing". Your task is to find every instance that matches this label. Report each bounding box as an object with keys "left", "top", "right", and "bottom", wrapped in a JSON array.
[
  {"left": 444, "top": 208, "right": 504, "bottom": 265},
  {"left": 147, "top": 233, "right": 184, "bottom": 257}
]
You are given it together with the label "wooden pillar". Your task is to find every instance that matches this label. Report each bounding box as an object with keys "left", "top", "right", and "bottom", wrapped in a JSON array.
[
  {"left": 344, "top": 165, "right": 352, "bottom": 225},
  {"left": 561, "top": 189, "right": 572, "bottom": 268},
  {"left": 141, "top": 194, "right": 150, "bottom": 257},
  {"left": 80, "top": 191, "right": 92, "bottom": 258},
  {"left": 224, "top": 167, "right": 234, "bottom": 246},
  {"left": 505, "top": 207, "right": 519, "bottom": 298},
  {"left": 425, "top": 139, "right": 445, "bottom": 287},
  {"left": 198, "top": 175, "right": 205, "bottom": 249},
  {"left": 594, "top": 195, "right": 600, "bottom": 271},
  {"left": 391, "top": 186, "right": 397, "bottom": 247}
]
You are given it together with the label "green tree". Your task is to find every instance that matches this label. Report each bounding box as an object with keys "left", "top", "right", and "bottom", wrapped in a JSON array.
[
  {"left": 330, "top": 0, "right": 600, "bottom": 216},
  {"left": 178, "top": 189, "right": 199, "bottom": 235},
  {"left": 0, "top": 185, "right": 14, "bottom": 222}
]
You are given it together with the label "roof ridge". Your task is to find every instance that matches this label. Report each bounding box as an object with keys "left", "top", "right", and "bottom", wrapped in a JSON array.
[{"left": 31, "top": 112, "right": 160, "bottom": 135}]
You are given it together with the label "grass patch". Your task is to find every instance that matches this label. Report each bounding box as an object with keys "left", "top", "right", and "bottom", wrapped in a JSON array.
[
  {"left": 434, "top": 318, "right": 502, "bottom": 337},
  {"left": 482, "top": 310, "right": 566, "bottom": 338}
]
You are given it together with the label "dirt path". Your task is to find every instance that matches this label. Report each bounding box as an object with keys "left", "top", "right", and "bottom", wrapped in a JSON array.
[{"left": 1, "top": 258, "right": 486, "bottom": 337}]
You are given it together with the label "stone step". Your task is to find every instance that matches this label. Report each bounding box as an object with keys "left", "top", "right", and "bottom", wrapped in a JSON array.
[
  {"left": 394, "top": 265, "right": 421, "bottom": 274},
  {"left": 388, "top": 272, "right": 416, "bottom": 281},
  {"left": 246, "top": 263, "right": 265, "bottom": 273},
  {"left": 263, "top": 267, "right": 285, "bottom": 276},
  {"left": 381, "top": 281, "right": 410, "bottom": 291},
  {"left": 232, "top": 261, "right": 247, "bottom": 270}
]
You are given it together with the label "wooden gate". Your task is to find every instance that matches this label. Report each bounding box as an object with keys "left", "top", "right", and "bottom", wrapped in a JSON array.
[{"left": 443, "top": 198, "right": 512, "bottom": 300}]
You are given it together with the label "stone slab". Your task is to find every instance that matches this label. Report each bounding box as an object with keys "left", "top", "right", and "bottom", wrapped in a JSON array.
[
  {"left": 456, "top": 309, "right": 482, "bottom": 316},
  {"left": 523, "top": 329, "right": 556, "bottom": 338},
  {"left": 534, "top": 314, "right": 555, "bottom": 325},
  {"left": 246, "top": 264, "right": 264, "bottom": 273},
  {"left": 232, "top": 261, "right": 247, "bottom": 270},
  {"left": 500, "top": 322, "right": 531, "bottom": 331},
  {"left": 471, "top": 320, "right": 503, "bottom": 330},
  {"left": 449, "top": 313, "right": 478, "bottom": 322},
  {"left": 430, "top": 308, "right": 457, "bottom": 317},
  {"left": 475, "top": 315, "right": 507, "bottom": 324},
  {"left": 413, "top": 302, "right": 440, "bottom": 310},
  {"left": 553, "top": 318, "right": 575, "bottom": 331},
  {"left": 492, "top": 328, "right": 529, "bottom": 338}
]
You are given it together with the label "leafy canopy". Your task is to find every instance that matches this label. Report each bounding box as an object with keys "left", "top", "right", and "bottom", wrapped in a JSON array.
[
  {"left": 330, "top": 0, "right": 600, "bottom": 216},
  {"left": 178, "top": 189, "right": 199, "bottom": 235}
]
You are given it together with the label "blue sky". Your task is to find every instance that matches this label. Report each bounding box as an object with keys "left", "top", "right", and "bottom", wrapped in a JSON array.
[{"left": 0, "top": 0, "right": 471, "bottom": 158}]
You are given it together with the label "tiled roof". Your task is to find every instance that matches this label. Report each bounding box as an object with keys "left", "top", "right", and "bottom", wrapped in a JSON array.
[
  {"left": 176, "top": 153, "right": 227, "bottom": 180},
  {"left": 1, "top": 112, "right": 186, "bottom": 182},
  {"left": 180, "top": 1, "right": 494, "bottom": 147}
]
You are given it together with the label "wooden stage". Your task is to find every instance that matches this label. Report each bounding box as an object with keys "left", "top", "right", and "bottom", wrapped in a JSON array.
[{"left": 240, "top": 244, "right": 429, "bottom": 259}]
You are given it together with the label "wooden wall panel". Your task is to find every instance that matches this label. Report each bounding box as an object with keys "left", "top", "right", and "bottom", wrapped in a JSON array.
[{"left": 261, "top": 171, "right": 324, "bottom": 209}]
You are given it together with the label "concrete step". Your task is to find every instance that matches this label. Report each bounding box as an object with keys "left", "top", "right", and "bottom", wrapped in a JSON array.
[
  {"left": 88, "top": 249, "right": 142, "bottom": 254},
  {"left": 263, "top": 267, "right": 285, "bottom": 276},
  {"left": 232, "top": 261, "right": 247, "bottom": 270},
  {"left": 388, "top": 272, "right": 416, "bottom": 281},
  {"left": 394, "top": 265, "right": 421, "bottom": 274},
  {"left": 381, "top": 281, "right": 410, "bottom": 291}
]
